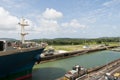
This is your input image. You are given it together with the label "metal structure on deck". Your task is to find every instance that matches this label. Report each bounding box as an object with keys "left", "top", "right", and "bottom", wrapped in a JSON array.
[{"left": 18, "top": 18, "right": 29, "bottom": 44}]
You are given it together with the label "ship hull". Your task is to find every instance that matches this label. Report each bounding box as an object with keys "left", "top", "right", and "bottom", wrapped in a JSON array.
[{"left": 0, "top": 48, "right": 44, "bottom": 80}]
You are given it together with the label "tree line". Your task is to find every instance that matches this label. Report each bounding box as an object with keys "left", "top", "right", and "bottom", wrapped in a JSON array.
[{"left": 31, "top": 37, "right": 120, "bottom": 45}]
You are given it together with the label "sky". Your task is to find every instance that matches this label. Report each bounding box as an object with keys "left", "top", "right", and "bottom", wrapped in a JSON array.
[{"left": 0, "top": 0, "right": 120, "bottom": 40}]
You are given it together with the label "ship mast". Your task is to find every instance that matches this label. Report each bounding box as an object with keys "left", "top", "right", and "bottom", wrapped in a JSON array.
[{"left": 18, "top": 18, "right": 29, "bottom": 44}]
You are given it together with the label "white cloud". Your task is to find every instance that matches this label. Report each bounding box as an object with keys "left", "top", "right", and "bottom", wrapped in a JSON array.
[
  {"left": 103, "top": 0, "right": 120, "bottom": 7},
  {"left": 42, "top": 8, "right": 63, "bottom": 19},
  {"left": 31, "top": 8, "right": 63, "bottom": 35},
  {"left": 0, "top": 8, "right": 63, "bottom": 39},
  {"left": 86, "top": 17, "right": 97, "bottom": 23},
  {"left": 0, "top": 7, "right": 19, "bottom": 31},
  {"left": 0, "top": 7, "right": 35, "bottom": 39},
  {"left": 28, "top": 18, "right": 60, "bottom": 39},
  {"left": 1, "top": 0, "right": 29, "bottom": 9},
  {"left": 0, "top": 7, "right": 88, "bottom": 39},
  {"left": 35, "top": 19, "right": 59, "bottom": 33},
  {"left": 61, "top": 19, "right": 86, "bottom": 28}
]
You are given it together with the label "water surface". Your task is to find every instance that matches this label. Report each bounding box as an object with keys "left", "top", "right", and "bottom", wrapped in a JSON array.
[{"left": 32, "top": 50, "right": 120, "bottom": 80}]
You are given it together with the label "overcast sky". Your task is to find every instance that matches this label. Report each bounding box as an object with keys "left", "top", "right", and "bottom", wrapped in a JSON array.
[{"left": 0, "top": 0, "right": 120, "bottom": 39}]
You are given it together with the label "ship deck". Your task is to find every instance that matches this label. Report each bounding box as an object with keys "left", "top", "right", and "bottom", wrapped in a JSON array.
[{"left": 0, "top": 47, "right": 44, "bottom": 56}]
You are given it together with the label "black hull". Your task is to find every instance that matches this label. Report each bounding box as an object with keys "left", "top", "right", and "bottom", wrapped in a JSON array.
[{"left": 0, "top": 48, "right": 44, "bottom": 79}]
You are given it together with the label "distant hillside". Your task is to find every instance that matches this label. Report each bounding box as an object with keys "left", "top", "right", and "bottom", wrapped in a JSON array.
[{"left": 0, "top": 38, "right": 17, "bottom": 41}]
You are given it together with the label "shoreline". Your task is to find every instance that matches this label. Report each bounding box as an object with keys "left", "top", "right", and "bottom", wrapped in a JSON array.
[{"left": 40, "top": 46, "right": 117, "bottom": 64}]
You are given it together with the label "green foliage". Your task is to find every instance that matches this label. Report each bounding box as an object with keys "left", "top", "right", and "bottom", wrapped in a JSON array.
[{"left": 31, "top": 37, "right": 120, "bottom": 45}]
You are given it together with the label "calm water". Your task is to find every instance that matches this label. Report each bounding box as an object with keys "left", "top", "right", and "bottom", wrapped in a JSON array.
[{"left": 32, "top": 50, "right": 120, "bottom": 80}]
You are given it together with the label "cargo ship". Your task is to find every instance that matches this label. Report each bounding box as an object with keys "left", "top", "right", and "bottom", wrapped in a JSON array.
[{"left": 0, "top": 18, "right": 46, "bottom": 80}]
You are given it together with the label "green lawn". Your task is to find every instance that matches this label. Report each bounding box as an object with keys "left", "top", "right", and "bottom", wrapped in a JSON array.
[
  {"left": 45, "top": 42, "right": 119, "bottom": 51},
  {"left": 51, "top": 45, "right": 84, "bottom": 51}
]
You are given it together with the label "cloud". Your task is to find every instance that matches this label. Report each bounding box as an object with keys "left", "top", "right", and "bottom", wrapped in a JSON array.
[
  {"left": 31, "top": 8, "right": 63, "bottom": 35},
  {"left": 1, "top": 0, "right": 29, "bottom": 9},
  {"left": 0, "top": 3, "right": 88, "bottom": 39},
  {"left": 0, "top": 7, "right": 19, "bottom": 31},
  {"left": 61, "top": 19, "right": 86, "bottom": 28},
  {"left": 33, "top": 17, "right": 87, "bottom": 38},
  {"left": 0, "top": 7, "right": 63, "bottom": 39},
  {"left": 0, "top": 6, "right": 35, "bottom": 36},
  {"left": 34, "top": 18, "right": 59, "bottom": 33},
  {"left": 42, "top": 8, "right": 63, "bottom": 19},
  {"left": 103, "top": 0, "right": 120, "bottom": 7}
]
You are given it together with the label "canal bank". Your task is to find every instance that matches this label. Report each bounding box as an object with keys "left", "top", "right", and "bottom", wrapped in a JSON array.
[
  {"left": 33, "top": 50, "right": 120, "bottom": 80},
  {"left": 40, "top": 46, "right": 117, "bottom": 63}
]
